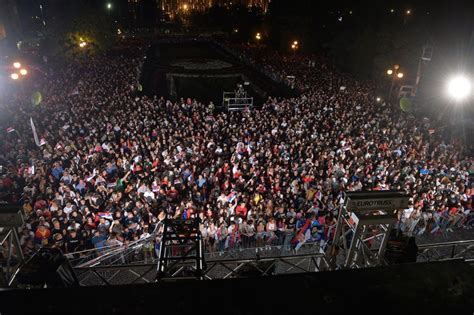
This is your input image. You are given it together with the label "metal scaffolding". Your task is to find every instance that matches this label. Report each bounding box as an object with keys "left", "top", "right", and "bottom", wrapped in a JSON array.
[
  {"left": 223, "top": 91, "right": 253, "bottom": 111},
  {"left": 0, "top": 204, "right": 25, "bottom": 287},
  {"left": 156, "top": 219, "right": 205, "bottom": 281},
  {"left": 66, "top": 239, "right": 474, "bottom": 286},
  {"left": 330, "top": 191, "right": 409, "bottom": 269},
  {"left": 75, "top": 252, "right": 330, "bottom": 286}
]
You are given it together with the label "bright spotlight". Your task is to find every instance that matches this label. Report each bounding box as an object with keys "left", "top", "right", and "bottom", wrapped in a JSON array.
[
  {"left": 11, "top": 73, "right": 19, "bottom": 80},
  {"left": 13, "top": 62, "right": 21, "bottom": 69},
  {"left": 376, "top": 97, "right": 381, "bottom": 102},
  {"left": 397, "top": 72, "right": 404, "bottom": 78},
  {"left": 387, "top": 69, "right": 393, "bottom": 75},
  {"left": 20, "top": 69, "right": 27, "bottom": 76},
  {"left": 447, "top": 76, "right": 472, "bottom": 101}
]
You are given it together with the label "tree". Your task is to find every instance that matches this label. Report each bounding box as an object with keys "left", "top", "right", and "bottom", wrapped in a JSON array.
[{"left": 40, "top": 10, "right": 115, "bottom": 60}]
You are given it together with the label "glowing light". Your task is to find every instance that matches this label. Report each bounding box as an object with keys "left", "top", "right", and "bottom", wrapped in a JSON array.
[
  {"left": 397, "top": 72, "right": 404, "bottom": 78},
  {"left": 107, "top": 3, "right": 112, "bottom": 9},
  {"left": 376, "top": 97, "right": 381, "bottom": 102},
  {"left": 13, "top": 62, "right": 21, "bottom": 69},
  {"left": 293, "top": 41, "right": 298, "bottom": 45},
  {"left": 183, "top": 4, "right": 188, "bottom": 10},
  {"left": 394, "top": 64, "right": 400, "bottom": 70},
  {"left": 20, "top": 69, "right": 27, "bottom": 76},
  {"left": 406, "top": 9, "right": 411, "bottom": 15},
  {"left": 447, "top": 76, "right": 472, "bottom": 101},
  {"left": 390, "top": 9, "right": 394, "bottom": 13},
  {"left": 11, "top": 73, "right": 19, "bottom": 80},
  {"left": 387, "top": 69, "right": 393, "bottom": 75},
  {"left": 79, "top": 41, "right": 87, "bottom": 48},
  {"left": 255, "top": 33, "right": 261, "bottom": 40}
]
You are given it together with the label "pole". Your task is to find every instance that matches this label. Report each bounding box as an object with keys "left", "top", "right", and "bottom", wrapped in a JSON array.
[
  {"left": 39, "top": 4, "right": 46, "bottom": 26},
  {"left": 388, "top": 74, "right": 395, "bottom": 100},
  {"left": 413, "top": 48, "right": 423, "bottom": 97}
]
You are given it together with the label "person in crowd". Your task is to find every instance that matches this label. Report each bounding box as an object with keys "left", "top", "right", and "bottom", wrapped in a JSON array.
[{"left": 0, "top": 37, "right": 471, "bottom": 265}]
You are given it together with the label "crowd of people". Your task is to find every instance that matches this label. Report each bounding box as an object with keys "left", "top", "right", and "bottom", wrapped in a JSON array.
[{"left": 0, "top": 36, "right": 472, "bottom": 264}]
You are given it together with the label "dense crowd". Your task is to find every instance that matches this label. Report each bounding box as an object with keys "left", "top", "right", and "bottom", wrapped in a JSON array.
[{"left": 0, "top": 37, "right": 472, "bottom": 262}]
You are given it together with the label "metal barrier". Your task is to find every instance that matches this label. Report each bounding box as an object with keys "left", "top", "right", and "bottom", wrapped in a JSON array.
[
  {"left": 223, "top": 91, "right": 253, "bottom": 111},
  {"left": 74, "top": 251, "right": 330, "bottom": 286},
  {"left": 70, "top": 238, "right": 474, "bottom": 286},
  {"left": 70, "top": 237, "right": 323, "bottom": 267},
  {"left": 417, "top": 239, "right": 474, "bottom": 262}
]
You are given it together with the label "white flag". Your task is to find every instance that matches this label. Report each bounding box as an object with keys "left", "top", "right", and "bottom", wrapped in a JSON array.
[{"left": 30, "top": 117, "right": 40, "bottom": 147}]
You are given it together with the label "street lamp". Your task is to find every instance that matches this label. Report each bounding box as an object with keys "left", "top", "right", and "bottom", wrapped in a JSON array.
[
  {"left": 13, "top": 62, "right": 21, "bottom": 69},
  {"left": 183, "top": 4, "right": 188, "bottom": 11},
  {"left": 447, "top": 76, "right": 471, "bottom": 102},
  {"left": 107, "top": 3, "right": 112, "bottom": 9},
  {"left": 20, "top": 69, "right": 28, "bottom": 76},
  {"left": 255, "top": 32, "right": 261, "bottom": 40},
  {"left": 10, "top": 73, "right": 19, "bottom": 80},
  {"left": 291, "top": 40, "right": 299, "bottom": 55},
  {"left": 386, "top": 65, "right": 405, "bottom": 99}
]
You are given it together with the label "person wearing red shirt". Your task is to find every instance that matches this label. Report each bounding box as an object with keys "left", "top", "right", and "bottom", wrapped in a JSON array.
[{"left": 235, "top": 202, "right": 248, "bottom": 218}]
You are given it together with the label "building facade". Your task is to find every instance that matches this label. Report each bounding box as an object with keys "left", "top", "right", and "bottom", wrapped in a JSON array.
[{"left": 156, "top": 0, "right": 271, "bottom": 14}]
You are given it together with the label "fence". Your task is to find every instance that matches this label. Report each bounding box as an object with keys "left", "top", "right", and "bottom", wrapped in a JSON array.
[
  {"left": 417, "top": 239, "right": 474, "bottom": 263},
  {"left": 398, "top": 210, "right": 474, "bottom": 237},
  {"left": 74, "top": 251, "right": 330, "bottom": 286},
  {"left": 72, "top": 238, "right": 474, "bottom": 286},
  {"left": 70, "top": 235, "right": 325, "bottom": 268}
]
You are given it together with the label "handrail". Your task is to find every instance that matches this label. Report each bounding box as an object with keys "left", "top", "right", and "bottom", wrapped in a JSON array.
[
  {"left": 64, "top": 243, "right": 124, "bottom": 258},
  {"left": 75, "top": 235, "right": 154, "bottom": 268},
  {"left": 73, "top": 251, "right": 326, "bottom": 270},
  {"left": 417, "top": 239, "right": 474, "bottom": 249}
]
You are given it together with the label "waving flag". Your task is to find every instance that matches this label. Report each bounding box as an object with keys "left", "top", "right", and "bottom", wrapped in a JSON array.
[
  {"left": 6, "top": 127, "right": 15, "bottom": 133},
  {"left": 30, "top": 117, "right": 40, "bottom": 146},
  {"left": 227, "top": 191, "right": 237, "bottom": 203}
]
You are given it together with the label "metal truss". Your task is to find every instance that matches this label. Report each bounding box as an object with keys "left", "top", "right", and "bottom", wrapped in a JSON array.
[
  {"left": 73, "top": 252, "right": 330, "bottom": 286},
  {"left": 57, "top": 239, "right": 474, "bottom": 287},
  {"left": 0, "top": 228, "right": 24, "bottom": 286},
  {"left": 330, "top": 191, "right": 409, "bottom": 269},
  {"left": 156, "top": 219, "right": 205, "bottom": 281}
]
